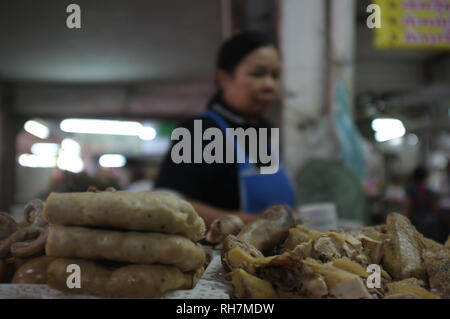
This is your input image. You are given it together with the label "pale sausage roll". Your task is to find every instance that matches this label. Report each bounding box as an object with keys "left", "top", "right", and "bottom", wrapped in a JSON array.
[
  {"left": 47, "top": 258, "right": 204, "bottom": 298},
  {"left": 46, "top": 226, "right": 206, "bottom": 272},
  {"left": 43, "top": 191, "right": 205, "bottom": 241}
]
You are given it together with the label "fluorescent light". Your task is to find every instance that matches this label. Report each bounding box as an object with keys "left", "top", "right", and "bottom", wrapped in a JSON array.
[
  {"left": 372, "top": 118, "right": 406, "bottom": 142},
  {"left": 371, "top": 118, "right": 404, "bottom": 131},
  {"left": 57, "top": 153, "right": 84, "bottom": 173},
  {"left": 61, "top": 138, "right": 81, "bottom": 155},
  {"left": 56, "top": 139, "right": 83, "bottom": 173},
  {"left": 18, "top": 154, "right": 56, "bottom": 168},
  {"left": 60, "top": 119, "right": 142, "bottom": 136},
  {"left": 31, "top": 143, "right": 59, "bottom": 156},
  {"left": 99, "top": 154, "right": 127, "bottom": 168},
  {"left": 24, "top": 120, "right": 49, "bottom": 139},
  {"left": 139, "top": 126, "right": 157, "bottom": 140}
]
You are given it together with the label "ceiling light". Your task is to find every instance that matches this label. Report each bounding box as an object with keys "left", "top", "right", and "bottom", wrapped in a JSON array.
[
  {"left": 61, "top": 138, "right": 81, "bottom": 155},
  {"left": 372, "top": 118, "right": 406, "bottom": 142},
  {"left": 57, "top": 153, "right": 84, "bottom": 173},
  {"left": 31, "top": 143, "right": 59, "bottom": 156},
  {"left": 139, "top": 126, "right": 157, "bottom": 140},
  {"left": 24, "top": 120, "right": 49, "bottom": 139},
  {"left": 60, "top": 119, "right": 142, "bottom": 136},
  {"left": 18, "top": 154, "right": 56, "bottom": 168},
  {"left": 99, "top": 154, "right": 127, "bottom": 168}
]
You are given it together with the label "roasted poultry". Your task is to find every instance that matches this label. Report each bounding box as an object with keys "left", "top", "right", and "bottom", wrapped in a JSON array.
[{"left": 220, "top": 210, "right": 449, "bottom": 299}]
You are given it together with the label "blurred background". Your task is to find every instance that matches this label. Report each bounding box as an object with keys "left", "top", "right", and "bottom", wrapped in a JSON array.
[{"left": 0, "top": 0, "right": 449, "bottom": 242}]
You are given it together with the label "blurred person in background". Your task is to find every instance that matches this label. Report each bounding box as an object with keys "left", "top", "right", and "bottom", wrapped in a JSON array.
[
  {"left": 404, "top": 166, "right": 442, "bottom": 241},
  {"left": 38, "top": 168, "right": 120, "bottom": 200},
  {"left": 155, "top": 31, "right": 295, "bottom": 226}
]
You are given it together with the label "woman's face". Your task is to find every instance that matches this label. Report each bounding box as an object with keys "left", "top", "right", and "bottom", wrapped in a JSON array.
[{"left": 219, "top": 45, "right": 281, "bottom": 118}]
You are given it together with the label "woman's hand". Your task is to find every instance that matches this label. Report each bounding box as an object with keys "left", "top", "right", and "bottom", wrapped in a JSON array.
[
  {"left": 236, "top": 213, "right": 259, "bottom": 224},
  {"left": 188, "top": 200, "right": 258, "bottom": 228}
]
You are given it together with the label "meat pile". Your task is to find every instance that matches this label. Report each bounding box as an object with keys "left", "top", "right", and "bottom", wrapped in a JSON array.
[
  {"left": 219, "top": 207, "right": 450, "bottom": 299},
  {"left": 0, "top": 200, "right": 55, "bottom": 284},
  {"left": 42, "top": 189, "right": 206, "bottom": 298}
]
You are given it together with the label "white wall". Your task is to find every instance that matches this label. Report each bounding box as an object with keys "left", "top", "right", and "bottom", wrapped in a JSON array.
[{"left": 280, "top": 0, "right": 339, "bottom": 178}]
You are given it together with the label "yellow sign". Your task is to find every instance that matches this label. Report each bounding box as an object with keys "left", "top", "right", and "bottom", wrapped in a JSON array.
[{"left": 374, "top": 0, "right": 450, "bottom": 49}]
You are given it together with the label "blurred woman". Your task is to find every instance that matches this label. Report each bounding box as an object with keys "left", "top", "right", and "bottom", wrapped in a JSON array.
[{"left": 155, "top": 31, "right": 295, "bottom": 226}]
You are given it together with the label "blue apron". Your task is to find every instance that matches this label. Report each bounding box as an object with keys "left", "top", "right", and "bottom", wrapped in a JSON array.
[{"left": 201, "top": 109, "right": 295, "bottom": 214}]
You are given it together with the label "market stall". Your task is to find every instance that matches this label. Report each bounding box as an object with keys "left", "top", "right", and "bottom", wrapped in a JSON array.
[{"left": 0, "top": 190, "right": 448, "bottom": 299}]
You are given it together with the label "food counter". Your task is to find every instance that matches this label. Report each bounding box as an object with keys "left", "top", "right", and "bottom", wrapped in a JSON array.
[
  {"left": 0, "top": 250, "right": 232, "bottom": 299},
  {"left": 0, "top": 190, "right": 449, "bottom": 299}
]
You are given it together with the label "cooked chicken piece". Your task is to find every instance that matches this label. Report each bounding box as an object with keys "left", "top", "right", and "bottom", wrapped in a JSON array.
[
  {"left": 343, "top": 234, "right": 362, "bottom": 250},
  {"left": 331, "top": 258, "right": 368, "bottom": 278},
  {"left": 229, "top": 268, "right": 278, "bottom": 299},
  {"left": 326, "top": 231, "right": 386, "bottom": 266},
  {"left": 283, "top": 226, "right": 386, "bottom": 267},
  {"left": 333, "top": 258, "right": 391, "bottom": 287},
  {"left": 280, "top": 225, "right": 312, "bottom": 252},
  {"left": 254, "top": 252, "right": 328, "bottom": 298},
  {"left": 331, "top": 258, "right": 388, "bottom": 298},
  {"left": 206, "top": 215, "right": 244, "bottom": 247},
  {"left": 303, "top": 258, "right": 372, "bottom": 299},
  {"left": 358, "top": 235, "right": 384, "bottom": 264},
  {"left": 223, "top": 246, "right": 276, "bottom": 275},
  {"left": 221, "top": 235, "right": 264, "bottom": 272},
  {"left": 302, "top": 276, "right": 329, "bottom": 298},
  {"left": 354, "top": 254, "right": 369, "bottom": 266},
  {"left": 280, "top": 225, "right": 326, "bottom": 253},
  {"left": 237, "top": 205, "right": 295, "bottom": 255},
  {"left": 422, "top": 249, "right": 450, "bottom": 298},
  {"left": 342, "top": 241, "right": 359, "bottom": 260},
  {"left": 385, "top": 278, "right": 440, "bottom": 299},
  {"left": 224, "top": 246, "right": 325, "bottom": 297},
  {"left": 312, "top": 236, "right": 343, "bottom": 262},
  {"left": 338, "top": 225, "right": 387, "bottom": 239},
  {"left": 291, "top": 240, "right": 313, "bottom": 259},
  {"left": 224, "top": 210, "right": 446, "bottom": 299},
  {"left": 324, "top": 271, "right": 372, "bottom": 299},
  {"left": 224, "top": 239, "right": 388, "bottom": 299},
  {"left": 381, "top": 213, "right": 426, "bottom": 281},
  {"left": 222, "top": 235, "right": 263, "bottom": 257},
  {"left": 258, "top": 267, "right": 301, "bottom": 293}
]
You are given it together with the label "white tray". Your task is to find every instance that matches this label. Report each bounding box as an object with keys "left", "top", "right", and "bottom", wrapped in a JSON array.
[{"left": 0, "top": 251, "right": 232, "bottom": 299}]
